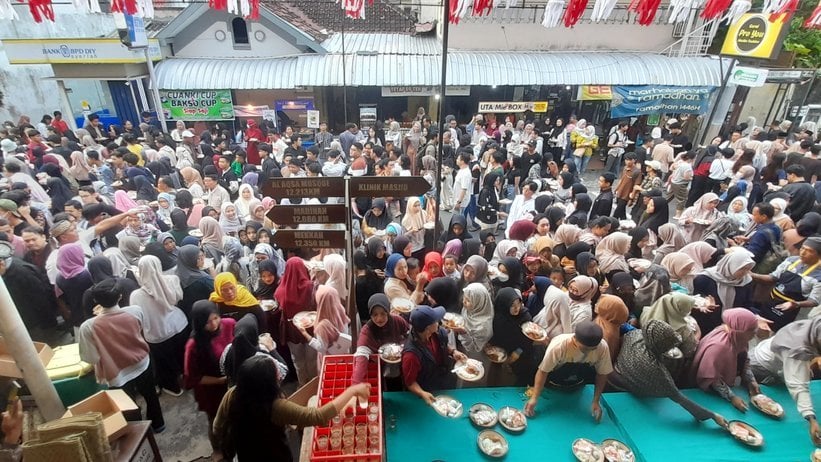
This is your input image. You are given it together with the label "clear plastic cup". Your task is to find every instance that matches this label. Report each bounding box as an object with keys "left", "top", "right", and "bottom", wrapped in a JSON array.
[
  {"left": 343, "top": 421, "right": 355, "bottom": 436},
  {"left": 330, "top": 435, "right": 341, "bottom": 450},
  {"left": 316, "top": 436, "right": 329, "bottom": 451}
]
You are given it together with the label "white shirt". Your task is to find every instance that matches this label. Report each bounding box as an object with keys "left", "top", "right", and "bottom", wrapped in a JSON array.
[
  {"left": 708, "top": 158, "right": 735, "bottom": 181},
  {"left": 454, "top": 167, "right": 472, "bottom": 205}
]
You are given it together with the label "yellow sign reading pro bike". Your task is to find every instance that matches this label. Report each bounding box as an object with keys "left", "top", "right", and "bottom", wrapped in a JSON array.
[{"left": 720, "top": 13, "right": 790, "bottom": 60}]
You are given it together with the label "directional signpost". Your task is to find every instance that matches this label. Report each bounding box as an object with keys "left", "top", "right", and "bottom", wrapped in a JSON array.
[{"left": 261, "top": 174, "right": 433, "bottom": 348}]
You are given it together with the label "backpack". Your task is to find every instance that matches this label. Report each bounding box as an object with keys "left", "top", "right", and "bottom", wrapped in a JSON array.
[{"left": 752, "top": 226, "right": 789, "bottom": 274}]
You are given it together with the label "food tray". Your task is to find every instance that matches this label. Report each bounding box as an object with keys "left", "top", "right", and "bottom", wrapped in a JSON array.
[
  {"left": 477, "top": 429, "right": 508, "bottom": 458},
  {"left": 311, "top": 355, "right": 382, "bottom": 462},
  {"left": 521, "top": 322, "right": 548, "bottom": 342},
  {"left": 727, "top": 420, "right": 764, "bottom": 447},
  {"left": 293, "top": 311, "right": 317, "bottom": 329},
  {"left": 431, "top": 395, "right": 463, "bottom": 418},
  {"left": 750, "top": 394, "right": 784, "bottom": 419},
  {"left": 454, "top": 359, "right": 484, "bottom": 382},
  {"left": 601, "top": 439, "right": 635, "bottom": 462},
  {"left": 572, "top": 438, "right": 604, "bottom": 462},
  {"left": 483, "top": 345, "right": 508, "bottom": 363},
  {"left": 377, "top": 343, "right": 402, "bottom": 364},
  {"left": 498, "top": 406, "right": 527, "bottom": 432},
  {"left": 469, "top": 403, "right": 498, "bottom": 428}
]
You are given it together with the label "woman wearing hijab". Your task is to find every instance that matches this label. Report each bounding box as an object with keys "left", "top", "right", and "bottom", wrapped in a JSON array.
[
  {"left": 218, "top": 203, "right": 244, "bottom": 237},
  {"left": 353, "top": 250, "right": 384, "bottom": 324},
  {"left": 384, "top": 253, "right": 424, "bottom": 304},
  {"left": 533, "top": 274, "right": 571, "bottom": 338},
  {"left": 637, "top": 196, "right": 669, "bottom": 236},
  {"left": 322, "top": 253, "right": 348, "bottom": 306},
  {"left": 627, "top": 227, "right": 651, "bottom": 260},
  {"left": 401, "top": 196, "right": 430, "bottom": 260},
  {"left": 567, "top": 275, "right": 599, "bottom": 330},
  {"left": 566, "top": 193, "right": 592, "bottom": 229},
  {"left": 679, "top": 241, "right": 720, "bottom": 271},
  {"left": 351, "top": 294, "right": 409, "bottom": 388},
  {"left": 199, "top": 216, "right": 225, "bottom": 262},
  {"left": 234, "top": 184, "right": 256, "bottom": 221},
  {"left": 81, "top": 255, "right": 140, "bottom": 319},
  {"left": 692, "top": 252, "right": 755, "bottom": 335},
  {"left": 143, "top": 241, "right": 177, "bottom": 274},
  {"left": 438, "top": 214, "right": 472, "bottom": 248},
  {"left": 493, "top": 256, "right": 524, "bottom": 292},
  {"left": 131, "top": 255, "right": 188, "bottom": 396},
  {"left": 554, "top": 172, "right": 575, "bottom": 204},
  {"left": 594, "top": 294, "right": 631, "bottom": 362},
  {"left": 489, "top": 288, "right": 536, "bottom": 386},
  {"left": 606, "top": 272, "right": 637, "bottom": 321},
  {"left": 391, "top": 235, "right": 413, "bottom": 258},
  {"left": 365, "top": 238, "right": 388, "bottom": 272},
  {"left": 640, "top": 293, "right": 699, "bottom": 379},
  {"left": 420, "top": 252, "right": 443, "bottom": 284},
  {"left": 653, "top": 223, "right": 687, "bottom": 264},
  {"left": 452, "top": 283, "right": 494, "bottom": 386},
  {"left": 461, "top": 254, "right": 493, "bottom": 294},
  {"left": 55, "top": 243, "right": 93, "bottom": 328},
  {"left": 176, "top": 245, "right": 215, "bottom": 317},
  {"left": 422, "top": 277, "right": 460, "bottom": 315},
  {"left": 441, "top": 238, "right": 463, "bottom": 263},
  {"left": 210, "top": 271, "right": 265, "bottom": 332},
  {"left": 42, "top": 163, "right": 75, "bottom": 214},
  {"left": 634, "top": 264, "right": 672, "bottom": 317},
  {"left": 573, "top": 251, "right": 603, "bottom": 287},
  {"left": 275, "top": 257, "right": 317, "bottom": 385},
  {"left": 476, "top": 173, "right": 501, "bottom": 230},
  {"left": 749, "top": 317, "right": 821, "bottom": 444},
  {"left": 610, "top": 320, "right": 727, "bottom": 427},
  {"left": 690, "top": 308, "right": 760, "bottom": 412},
  {"left": 361, "top": 198, "right": 391, "bottom": 238},
  {"left": 183, "top": 300, "right": 235, "bottom": 460},
  {"left": 490, "top": 239, "right": 520, "bottom": 266},
  {"left": 660, "top": 252, "right": 697, "bottom": 293},
  {"left": 298, "top": 286, "right": 351, "bottom": 371},
  {"left": 595, "top": 232, "right": 632, "bottom": 280},
  {"left": 680, "top": 192, "right": 723, "bottom": 242},
  {"left": 552, "top": 224, "right": 582, "bottom": 260},
  {"left": 221, "top": 314, "right": 288, "bottom": 387},
  {"left": 769, "top": 197, "right": 795, "bottom": 232},
  {"left": 726, "top": 196, "right": 753, "bottom": 231}
]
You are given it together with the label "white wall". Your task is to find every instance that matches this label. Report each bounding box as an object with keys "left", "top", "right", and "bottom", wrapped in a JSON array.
[
  {"left": 449, "top": 23, "right": 678, "bottom": 52},
  {"left": 172, "top": 10, "right": 302, "bottom": 58},
  {"left": 737, "top": 84, "right": 793, "bottom": 128}
]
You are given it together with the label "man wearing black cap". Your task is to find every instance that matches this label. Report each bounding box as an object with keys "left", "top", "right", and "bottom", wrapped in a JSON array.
[
  {"left": 589, "top": 173, "right": 616, "bottom": 221},
  {"left": 524, "top": 321, "right": 613, "bottom": 421},
  {"left": 402, "top": 305, "right": 467, "bottom": 404}
]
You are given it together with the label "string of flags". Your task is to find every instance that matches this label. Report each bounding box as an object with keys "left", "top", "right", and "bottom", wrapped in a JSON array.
[{"left": 0, "top": 0, "right": 819, "bottom": 31}]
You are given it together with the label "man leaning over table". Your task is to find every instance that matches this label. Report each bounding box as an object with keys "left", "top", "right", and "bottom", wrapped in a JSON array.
[{"left": 524, "top": 321, "right": 612, "bottom": 422}]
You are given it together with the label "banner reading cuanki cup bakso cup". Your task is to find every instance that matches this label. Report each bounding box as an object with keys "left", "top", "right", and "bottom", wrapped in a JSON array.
[
  {"left": 160, "top": 90, "right": 235, "bottom": 121},
  {"left": 610, "top": 86, "right": 715, "bottom": 118}
]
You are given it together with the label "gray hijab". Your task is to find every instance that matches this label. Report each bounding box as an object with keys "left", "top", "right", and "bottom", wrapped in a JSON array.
[{"left": 176, "top": 244, "right": 211, "bottom": 288}]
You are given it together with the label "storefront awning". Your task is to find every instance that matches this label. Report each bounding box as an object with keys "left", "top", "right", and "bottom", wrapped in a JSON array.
[{"left": 155, "top": 52, "right": 727, "bottom": 89}]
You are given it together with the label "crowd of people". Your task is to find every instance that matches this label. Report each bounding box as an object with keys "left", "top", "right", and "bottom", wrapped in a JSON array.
[{"left": 0, "top": 109, "right": 821, "bottom": 461}]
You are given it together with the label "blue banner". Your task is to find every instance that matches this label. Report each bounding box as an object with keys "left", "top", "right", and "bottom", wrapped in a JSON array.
[{"left": 610, "top": 86, "right": 715, "bottom": 118}]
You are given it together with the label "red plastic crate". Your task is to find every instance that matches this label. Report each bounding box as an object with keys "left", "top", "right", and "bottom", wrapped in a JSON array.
[{"left": 310, "top": 354, "right": 383, "bottom": 462}]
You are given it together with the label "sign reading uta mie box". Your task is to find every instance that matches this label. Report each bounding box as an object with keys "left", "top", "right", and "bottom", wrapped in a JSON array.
[{"left": 267, "top": 204, "right": 347, "bottom": 225}]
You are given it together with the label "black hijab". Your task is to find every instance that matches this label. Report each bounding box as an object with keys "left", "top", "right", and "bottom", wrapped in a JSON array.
[
  {"left": 253, "top": 259, "right": 278, "bottom": 300},
  {"left": 366, "top": 238, "right": 387, "bottom": 270},
  {"left": 498, "top": 256, "right": 524, "bottom": 290},
  {"left": 574, "top": 252, "right": 597, "bottom": 278},
  {"left": 364, "top": 198, "right": 391, "bottom": 231},
  {"left": 223, "top": 314, "right": 261, "bottom": 384},
  {"left": 546, "top": 206, "right": 565, "bottom": 233},
  {"left": 606, "top": 271, "right": 635, "bottom": 314},
  {"left": 425, "top": 277, "right": 460, "bottom": 312},
  {"left": 639, "top": 197, "right": 669, "bottom": 234},
  {"left": 490, "top": 288, "right": 532, "bottom": 353},
  {"left": 143, "top": 241, "right": 176, "bottom": 271},
  {"left": 191, "top": 300, "right": 222, "bottom": 376},
  {"left": 440, "top": 214, "right": 472, "bottom": 244},
  {"left": 462, "top": 238, "right": 482, "bottom": 264},
  {"left": 628, "top": 226, "right": 649, "bottom": 259}
]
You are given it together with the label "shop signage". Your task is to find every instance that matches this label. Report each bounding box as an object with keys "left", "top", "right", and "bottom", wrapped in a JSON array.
[
  {"left": 728, "top": 66, "right": 769, "bottom": 87},
  {"left": 160, "top": 90, "right": 234, "bottom": 121},
  {"left": 579, "top": 85, "right": 613, "bottom": 101},
  {"left": 272, "top": 230, "right": 347, "bottom": 249},
  {"left": 307, "top": 110, "right": 320, "bottom": 129},
  {"left": 720, "top": 13, "right": 790, "bottom": 60},
  {"left": 3, "top": 38, "right": 162, "bottom": 64},
  {"left": 275, "top": 100, "right": 315, "bottom": 111},
  {"left": 267, "top": 204, "right": 347, "bottom": 225},
  {"left": 767, "top": 69, "right": 815, "bottom": 82},
  {"left": 381, "top": 86, "right": 471, "bottom": 97},
  {"left": 478, "top": 101, "right": 548, "bottom": 113},
  {"left": 610, "top": 86, "right": 714, "bottom": 118},
  {"left": 124, "top": 14, "right": 147, "bottom": 49}
]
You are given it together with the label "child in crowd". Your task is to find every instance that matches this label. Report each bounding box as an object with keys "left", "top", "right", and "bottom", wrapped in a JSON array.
[
  {"left": 550, "top": 268, "right": 566, "bottom": 290},
  {"left": 443, "top": 254, "right": 461, "bottom": 281}
]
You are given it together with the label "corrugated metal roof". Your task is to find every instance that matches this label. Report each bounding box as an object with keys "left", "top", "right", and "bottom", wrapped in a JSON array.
[
  {"left": 155, "top": 53, "right": 726, "bottom": 89},
  {"left": 320, "top": 33, "right": 441, "bottom": 55}
]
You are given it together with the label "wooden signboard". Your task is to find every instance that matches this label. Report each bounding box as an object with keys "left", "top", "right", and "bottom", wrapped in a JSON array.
[
  {"left": 272, "top": 230, "right": 347, "bottom": 249},
  {"left": 262, "top": 177, "right": 345, "bottom": 199},
  {"left": 349, "top": 176, "right": 430, "bottom": 198},
  {"left": 267, "top": 204, "right": 347, "bottom": 225}
]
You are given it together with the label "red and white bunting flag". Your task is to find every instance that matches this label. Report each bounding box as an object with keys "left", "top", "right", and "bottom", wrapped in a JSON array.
[
  {"left": 541, "top": 0, "right": 565, "bottom": 27},
  {"left": 804, "top": 0, "right": 821, "bottom": 28}
]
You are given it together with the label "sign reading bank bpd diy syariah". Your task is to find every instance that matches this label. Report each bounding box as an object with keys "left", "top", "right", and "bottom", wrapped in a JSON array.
[
  {"left": 610, "top": 86, "right": 714, "bottom": 118},
  {"left": 478, "top": 101, "right": 548, "bottom": 113}
]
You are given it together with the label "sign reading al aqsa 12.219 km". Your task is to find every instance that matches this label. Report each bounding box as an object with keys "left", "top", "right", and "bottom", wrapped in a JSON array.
[
  {"left": 160, "top": 90, "right": 235, "bottom": 121},
  {"left": 720, "top": 13, "right": 790, "bottom": 60}
]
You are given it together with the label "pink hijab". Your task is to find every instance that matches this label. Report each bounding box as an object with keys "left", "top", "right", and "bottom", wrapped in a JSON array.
[
  {"left": 114, "top": 190, "right": 139, "bottom": 212},
  {"left": 679, "top": 242, "right": 716, "bottom": 271},
  {"left": 315, "top": 285, "right": 350, "bottom": 333},
  {"left": 57, "top": 243, "right": 87, "bottom": 279},
  {"left": 691, "top": 308, "right": 758, "bottom": 390}
]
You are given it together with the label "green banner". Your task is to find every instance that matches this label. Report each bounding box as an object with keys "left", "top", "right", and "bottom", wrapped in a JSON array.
[{"left": 160, "top": 90, "right": 234, "bottom": 121}]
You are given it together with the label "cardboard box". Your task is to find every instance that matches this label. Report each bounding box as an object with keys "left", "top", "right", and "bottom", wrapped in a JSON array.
[
  {"left": 63, "top": 389, "right": 139, "bottom": 439},
  {"left": 288, "top": 377, "right": 318, "bottom": 407},
  {"left": 0, "top": 337, "right": 54, "bottom": 379}
]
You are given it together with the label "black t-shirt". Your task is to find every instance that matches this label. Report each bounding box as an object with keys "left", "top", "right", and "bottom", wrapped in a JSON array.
[{"left": 800, "top": 156, "right": 821, "bottom": 181}]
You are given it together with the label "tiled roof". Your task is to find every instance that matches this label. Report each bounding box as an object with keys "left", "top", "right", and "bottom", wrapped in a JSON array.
[{"left": 263, "top": 0, "right": 417, "bottom": 40}]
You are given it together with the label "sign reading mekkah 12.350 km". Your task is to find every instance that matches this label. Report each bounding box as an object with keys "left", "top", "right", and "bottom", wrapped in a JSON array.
[{"left": 160, "top": 90, "right": 235, "bottom": 121}]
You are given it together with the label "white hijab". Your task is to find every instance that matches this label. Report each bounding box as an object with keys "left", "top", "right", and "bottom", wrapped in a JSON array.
[{"left": 460, "top": 283, "right": 494, "bottom": 352}]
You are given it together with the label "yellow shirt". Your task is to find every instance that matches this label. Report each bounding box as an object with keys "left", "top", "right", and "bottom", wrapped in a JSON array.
[
  {"left": 126, "top": 144, "right": 144, "bottom": 166},
  {"left": 538, "top": 333, "right": 613, "bottom": 375}
]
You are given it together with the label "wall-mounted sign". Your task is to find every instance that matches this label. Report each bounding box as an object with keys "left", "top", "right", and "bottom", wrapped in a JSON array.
[
  {"left": 160, "top": 90, "right": 235, "bottom": 121},
  {"left": 610, "top": 86, "right": 714, "bottom": 118},
  {"left": 579, "top": 85, "right": 613, "bottom": 101},
  {"left": 478, "top": 101, "right": 548, "bottom": 113},
  {"left": 728, "top": 66, "right": 769, "bottom": 87},
  {"left": 3, "top": 38, "right": 162, "bottom": 64},
  {"left": 275, "top": 100, "right": 315, "bottom": 111},
  {"left": 307, "top": 110, "right": 320, "bottom": 129},
  {"left": 381, "top": 86, "right": 471, "bottom": 97},
  {"left": 720, "top": 13, "right": 790, "bottom": 60},
  {"left": 124, "top": 14, "right": 148, "bottom": 49}
]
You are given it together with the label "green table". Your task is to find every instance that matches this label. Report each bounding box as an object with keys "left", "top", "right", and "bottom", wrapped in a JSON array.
[
  {"left": 601, "top": 383, "right": 820, "bottom": 462},
  {"left": 383, "top": 386, "right": 629, "bottom": 461}
]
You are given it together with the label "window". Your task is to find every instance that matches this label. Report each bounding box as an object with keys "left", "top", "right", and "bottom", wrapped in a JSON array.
[{"left": 232, "top": 17, "right": 249, "bottom": 45}]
